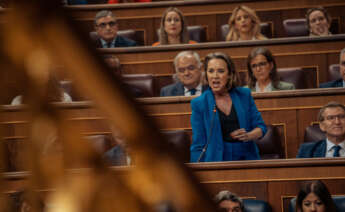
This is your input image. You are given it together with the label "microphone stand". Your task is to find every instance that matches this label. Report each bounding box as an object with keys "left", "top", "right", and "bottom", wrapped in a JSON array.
[{"left": 197, "top": 105, "right": 217, "bottom": 162}]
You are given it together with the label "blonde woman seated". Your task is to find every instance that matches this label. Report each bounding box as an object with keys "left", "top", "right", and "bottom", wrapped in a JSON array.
[
  {"left": 152, "top": 7, "right": 197, "bottom": 46},
  {"left": 246, "top": 47, "right": 295, "bottom": 92},
  {"left": 226, "top": 5, "right": 266, "bottom": 41}
]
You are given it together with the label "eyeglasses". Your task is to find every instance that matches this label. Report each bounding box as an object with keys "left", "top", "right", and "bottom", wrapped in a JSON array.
[
  {"left": 177, "top": 65, "right": 198, "bottom": 73},
  {"left": 250, "top": 61, "right": 268, "bottom": 70},
  {"left": 324, "top": 114, "right": 345, "bottom": 121},
  {"left": 97, "top": 21, "right": 117, "bottom": 29}
]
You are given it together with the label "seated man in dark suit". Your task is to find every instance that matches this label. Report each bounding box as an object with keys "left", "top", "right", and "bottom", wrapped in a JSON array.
[
  {"left": 94, "top": 10, "right": 136, "bottom": 48},
  {"left": 297, "top": 101, "right": 345, "bottom": 158},
  {"left": 160, "top": 51, "right": 207, "bottom": 96},
  {"left": 103, "top": 127, "right": 131, "bottom": 166},
  {"left": 319, "top": 48, "right": 345, "bottom": 88}
]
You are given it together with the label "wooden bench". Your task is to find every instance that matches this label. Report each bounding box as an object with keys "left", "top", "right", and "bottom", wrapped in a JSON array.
[
  {"left": 63, "top": 0, "right": 345, "bottom": 45},
  {"left": 99, "top": 35, "right": 345, "bottom": 95},
  {"left": 3, "top": 158, "right": 345, "bottom": 212},
  {"left": 1, "top": 88, "right": 345, "bottom": 160}
]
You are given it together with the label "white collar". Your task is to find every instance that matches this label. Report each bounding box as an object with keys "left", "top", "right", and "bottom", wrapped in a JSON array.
[
  {"left": 255, "top": 82, "right": 273, "bottom": 92},
  {"left": 100, "top": 38, "right": 116, "bottom": 48},
  {"left": 326, "top": 138, "right": 345, "bottom": 152},
  {"left": 184, "top": 83, "right": 202, "bottom": 95}
]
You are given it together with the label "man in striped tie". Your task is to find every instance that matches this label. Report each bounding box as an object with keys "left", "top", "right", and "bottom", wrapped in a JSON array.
[
  {"left": 297, "top": 101, "right": 345, "bottom": 158},
  {"left": 160, "top": 51, "right": 207, "bottom": 97}
]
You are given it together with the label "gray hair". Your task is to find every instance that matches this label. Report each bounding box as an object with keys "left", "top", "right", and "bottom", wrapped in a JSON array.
[
  {"left": 340, "top": 48, "right": 345, "bottom": 62},
  {"left": 94, "top": 10, "right": 116, "bottom": 26},
  {"left": 173, "top": 51, "right": 202, "bottom": 72},
  {"left": 214, "top": 191, "right": 244, "bottom": 211}
]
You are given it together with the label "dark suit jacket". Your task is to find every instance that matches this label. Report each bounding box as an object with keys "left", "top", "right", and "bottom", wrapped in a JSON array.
[
  {"left": 103, "top": 145, "right": 128, "bottom": 166},
  {"left": 296, "top": 140, "right": 326, "bottom": 158},
  {"left": 95, "top": 35, "right": 136, "bottom": 48},
  {"left": 160, "top": 82, "right": 208, "bottom": 97},
  {"left": 319, "top": 79, "right": 343, "bottom": 88}
]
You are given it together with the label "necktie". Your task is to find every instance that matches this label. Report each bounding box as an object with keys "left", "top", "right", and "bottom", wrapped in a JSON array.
[
  {"left": 107, "top": 42, "right": 112, "bottom": 48},
  {"left": 333, "top": 145, "right": 341, "bottom": 157},
  {"left": 189, "top": 88, "right": 197, "bottom": 95}
]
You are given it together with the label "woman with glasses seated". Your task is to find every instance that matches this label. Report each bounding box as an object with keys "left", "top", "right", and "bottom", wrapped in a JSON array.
[
  {"left": 306, "top": 7, "right": 332, "bottom": 37},
  {"left": 245, "top": 47, "right": 295, "bottom": 92},
  {"left": 152, "top": 7, "right": 196, "bottom": 46},
  {"left": 226, "top": 5, "right": 266, "bottom": 41}
]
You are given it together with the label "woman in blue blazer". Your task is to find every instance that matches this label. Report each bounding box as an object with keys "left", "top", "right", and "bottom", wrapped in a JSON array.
[{"left": 190, "top": 52, "right": 266, "bottom": 162}]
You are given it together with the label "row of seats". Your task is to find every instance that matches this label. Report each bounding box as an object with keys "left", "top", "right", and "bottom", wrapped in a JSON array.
[
  {"left": 96, "top": 19, "right": 339, "bottom": 45},
  {"left": 60, "top": 74, "right": 154, "bottom": 100},
  {"left": 60, "top": 64, "right": 343, "bottom": 99},
  {"left": 2, "top": 117, "right": 326, "bottom": 172},
  {"left": 84, "top": 123, "right": 326, "bottom": 163},
  {"left": 224, "top": 196, "right": 345, "bottom": 212}
]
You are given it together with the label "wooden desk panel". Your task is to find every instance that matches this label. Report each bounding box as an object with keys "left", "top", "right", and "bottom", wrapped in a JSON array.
[
  {"left": 2, "top": 88, "right": 345, "bottom": 159},
  {"left": 3, "top": 159, "right": 345, "bottom": 212},
  {"left": 190, "top": 159, "right": 345, "bottom": 212},
  {"left": 64, "top": 0, "right": 345, "bottom": 44}
]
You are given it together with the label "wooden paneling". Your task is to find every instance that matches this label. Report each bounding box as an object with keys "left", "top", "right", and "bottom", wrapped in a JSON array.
[
  {"left": 191, "top": 159, "right": 345, "bottom": 212},
  {"left": 2, "top": 88, "right": 345, "bottom": 161},
  {"left": 62, "top": 0, "right": 345, "bottom": 44},
  {"left": 101, "top": 35, "right": 345, "bottom": 95},
  {"left": 3, "top": 158, "right": 345, "bottom": 212}
]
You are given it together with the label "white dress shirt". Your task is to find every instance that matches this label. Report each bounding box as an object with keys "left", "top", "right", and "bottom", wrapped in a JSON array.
[
  {"left": 325, "top": 139, "right": 345, "bottom": 157},
  {"left": 184, "top": 83, "right": 202, "bottom": 96},
  {"left": 255, "top": 82, "right": 273, "bottom": 92}
]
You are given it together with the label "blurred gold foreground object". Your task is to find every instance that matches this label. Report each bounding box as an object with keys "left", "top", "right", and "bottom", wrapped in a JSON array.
[{"left": 0, "top": 1, "right": 216, "bottom": 211}]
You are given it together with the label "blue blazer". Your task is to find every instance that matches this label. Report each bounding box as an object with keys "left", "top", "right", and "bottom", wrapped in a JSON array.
[
  {"left": 190, "top": 87, "right": 267, "bottom": 162},
  {"left": 319, "top": 79, "right": 343, "bottom": 88},
  {"left": 296, "top": 140, "right": 326, "bottom": 158}
]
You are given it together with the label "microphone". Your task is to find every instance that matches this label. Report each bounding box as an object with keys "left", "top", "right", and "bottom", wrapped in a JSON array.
[{"left": 197, "top": 104, "right": 217, "bottom": 162}]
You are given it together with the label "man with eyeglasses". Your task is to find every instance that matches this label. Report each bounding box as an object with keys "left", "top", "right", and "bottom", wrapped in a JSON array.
[
  {"left": 297, "top": 101, "right": 345, "bottom": 158},
  {"left": 160, "top": 51, "right": 207, "bottom": 96},
  {"left": 320, "top": 48, "right": 345, "bottom": 88},
  {"left": 94, "top": 10, "right": 136, "bottom": 48}
]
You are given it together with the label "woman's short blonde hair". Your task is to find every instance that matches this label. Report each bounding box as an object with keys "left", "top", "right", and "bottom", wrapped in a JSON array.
[
  {"left": 158, "top": 7, "right": 190, "bottom": 45},
  {"left": 226, "top": 5, "right": 266, "bottom": 41}
]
